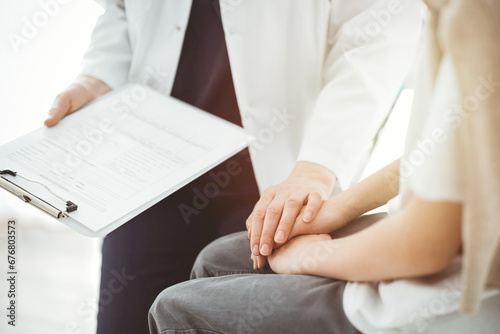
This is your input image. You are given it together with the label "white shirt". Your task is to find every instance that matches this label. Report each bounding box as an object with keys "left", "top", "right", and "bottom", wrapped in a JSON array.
[
  {"left": 81, "top": 0, "right": 422, "bottom": 192},
  {"left": 342, "top": 43, "right": 500, "bottom": 334}
]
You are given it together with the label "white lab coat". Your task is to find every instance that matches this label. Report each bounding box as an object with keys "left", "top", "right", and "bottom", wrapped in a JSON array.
[{"left": 81, "top": 0, "right": 422, "bottom": 192}]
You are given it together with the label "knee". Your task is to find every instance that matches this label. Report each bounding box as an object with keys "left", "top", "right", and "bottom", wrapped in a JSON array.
[
  {"left": 148, "top": 288, "right": 172, "bottom": 334},
  {"left": 191, "top": 231, "right": 249, "bottom": 279},
  {"left": 148, "top": 285, "right": 187, "bottom": 333}
]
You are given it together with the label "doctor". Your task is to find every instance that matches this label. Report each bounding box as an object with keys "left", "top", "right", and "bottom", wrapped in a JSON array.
[{"left": 45, "top": 1, "right": 421, "bottom": 333}]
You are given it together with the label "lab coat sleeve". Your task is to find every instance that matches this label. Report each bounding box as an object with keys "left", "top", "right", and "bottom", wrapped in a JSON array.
[
  {"left": 80, "top": 0, "right": 132, "bottom": 89},
  {"left": 297, "top": 0, "right": 422, "bottom": 190}
]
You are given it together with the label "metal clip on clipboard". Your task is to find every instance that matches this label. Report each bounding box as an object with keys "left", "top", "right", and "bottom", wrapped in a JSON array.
[{"left": 0, "top": 169, "right": 78, "bottom": 219}]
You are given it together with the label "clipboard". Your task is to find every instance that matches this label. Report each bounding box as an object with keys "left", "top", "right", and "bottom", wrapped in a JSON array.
[{"left": 0, "top": 84, "right": 253, "bottom": 236}]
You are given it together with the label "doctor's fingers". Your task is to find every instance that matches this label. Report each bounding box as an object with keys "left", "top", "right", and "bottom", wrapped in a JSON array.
[
  {"left": 251, "top": 253, "right": 267, "bottom": 271},
  {"left": 246, "top": 213, "right": 253, "bottom": 239},
  {"left": 269, "top": 194, "right": 305, "bottom": 249},
  {"left": 257, "top": 196, "right": 291, "bottom": 256},
  {"left": 44, "top": 89, "right": 91, "bottom": 127},
  {"left": 302, "top": 191, "right": 323, "bottom": 223},
  {"left": 249, "top": 191, "right": 276, "bottom": 255}
]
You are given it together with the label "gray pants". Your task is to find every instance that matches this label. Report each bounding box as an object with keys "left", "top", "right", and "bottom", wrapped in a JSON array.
[{"left": 148, "top": 229, "right": 368, "bottom": 334}]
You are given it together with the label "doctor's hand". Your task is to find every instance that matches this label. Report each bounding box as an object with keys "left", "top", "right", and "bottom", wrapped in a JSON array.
[
  {"left": 44, "top": 75, "right": 111, "bottom": 127},
  {"left": 250, "top": 194, "right": 357, "bottom": 270},
  {"left": 247, "top": 161, "right": 335, "bottom": 261}
]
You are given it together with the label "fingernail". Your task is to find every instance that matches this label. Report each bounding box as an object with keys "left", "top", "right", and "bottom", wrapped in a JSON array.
[
  {"left": 45, "top": 114, "right": 53, "bottom": 120},
  {"left": 303, "top": 212, "right": 312, "bottom": 222},
  {"left": 275, "top": 231, "right": 285, "bottom": 243},
  {"left": 252, "top": 244, "right": 259, "bottom": 255},
  {"left": 260, "top": 244, "right": 270, "bottom": 256}
]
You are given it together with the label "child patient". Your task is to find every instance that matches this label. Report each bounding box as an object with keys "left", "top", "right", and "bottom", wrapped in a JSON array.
[{"left": 149, "top": 0, "right": 500, "bottom": 333}]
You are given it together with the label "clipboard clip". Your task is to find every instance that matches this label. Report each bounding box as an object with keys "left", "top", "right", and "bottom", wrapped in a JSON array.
[
  {"left": 0, "top": 169, "right": 17, "bottom": 177},
  {"left": 0, "top": 169, "right": 78, "bottom": 218}
]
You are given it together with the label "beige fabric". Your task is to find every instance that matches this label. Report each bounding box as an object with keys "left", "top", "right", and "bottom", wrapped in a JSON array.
[{"left": 425, "top": 0, "right": 500, "bottom": 314}]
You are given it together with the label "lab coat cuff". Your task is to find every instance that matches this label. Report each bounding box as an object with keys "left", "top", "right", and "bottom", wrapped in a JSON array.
[
  {"left": 80, "top": 65, "right": 127, "bottom": 91},
  {"left": 297, "top": 148, "right": 353, "bottom": 192}
]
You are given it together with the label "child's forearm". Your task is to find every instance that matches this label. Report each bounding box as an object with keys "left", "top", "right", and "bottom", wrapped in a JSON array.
[
  {"left": 333, "top": 159, "right": 400, "bottom": 221},
  {"left": 316, "top": 159, "right": 400, "bottom": 226}
]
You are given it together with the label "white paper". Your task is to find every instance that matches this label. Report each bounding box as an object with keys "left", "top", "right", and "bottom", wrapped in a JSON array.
[{"left": 0, "top": 84, "right": 251, "bottom": 236}]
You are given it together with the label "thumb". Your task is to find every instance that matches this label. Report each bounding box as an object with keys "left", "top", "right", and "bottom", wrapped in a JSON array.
[
  {"left": 44, "top": 88, "right": 92, "bottom": 127},
  {"left": 44, "top": 93, "right": 72, "bottom": 127}
]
